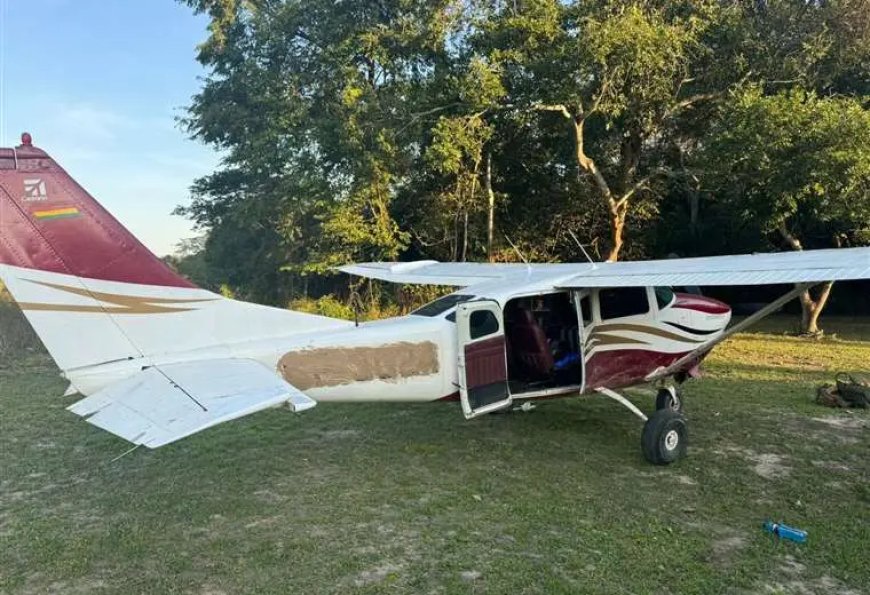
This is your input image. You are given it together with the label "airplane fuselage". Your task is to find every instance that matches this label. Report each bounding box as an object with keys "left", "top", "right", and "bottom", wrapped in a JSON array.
[{"left": 65, "top": 284, "right": 732, "bottom": 410}]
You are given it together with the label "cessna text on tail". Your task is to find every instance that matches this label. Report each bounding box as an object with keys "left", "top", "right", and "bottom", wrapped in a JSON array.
[{"left": 2, "top": 134, "right": 868, "bottom": 463}]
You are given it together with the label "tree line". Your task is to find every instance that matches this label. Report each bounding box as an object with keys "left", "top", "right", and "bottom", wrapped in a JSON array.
[{"left": 173, "top": 0, "right": 870, "bottom": 333}]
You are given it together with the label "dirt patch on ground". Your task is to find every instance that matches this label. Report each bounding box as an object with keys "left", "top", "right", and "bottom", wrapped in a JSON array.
[
  {"left": 252, "top": 489, "right": 286, "bottom": 504},
  {"left": 353, "top": 563, "right": 403, "bottom": 587},
  {"left": 715, "top": 446, "right": 792, "bottom": 479},
  {"left": 811, "top": 460, "right": 851, "bottom": 472},
  {"left": 811, "top": 417, "right": 869, "bottom": 431},
  {"left": 17, "top": 577, "right": 107, "bottom": 595},
  {"left": 710, "top": 535, "right": 746, "bottom": 568},
  {"left": 760, "top": 555, "right": 863, "bottom": 595},
  {"left": 244, "top": 516, "right": 282, "bottom": 529},
  {"left": 750, "top": 453, "right": 791, "bottom": 480}
]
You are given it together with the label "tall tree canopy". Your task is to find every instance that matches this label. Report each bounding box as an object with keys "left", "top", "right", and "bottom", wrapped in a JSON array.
[
  {"left": 698, "top": 88, "right": 870, "bottom": 332},
  {"left": 178, "top": 0, "right": 870, "bottom": 329}
]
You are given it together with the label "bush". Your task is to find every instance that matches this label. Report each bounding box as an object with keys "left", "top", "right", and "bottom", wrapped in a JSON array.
[
  {"left": 288, "top": 295, "right": 356, "bottom": 320},
  {"left": 288, "top": 294, "right": 407, "bottom": 322}
]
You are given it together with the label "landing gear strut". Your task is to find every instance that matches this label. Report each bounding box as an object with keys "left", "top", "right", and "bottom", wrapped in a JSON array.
[
  {"left": 655, "top": 386, "right": 683, "bottom": 413},
  {"left": 595, "top": 387, "right": 688, "bottom": 465}
]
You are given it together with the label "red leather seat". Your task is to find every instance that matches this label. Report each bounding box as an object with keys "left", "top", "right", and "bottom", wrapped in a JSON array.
[{"left": 509, "top": 309, "right": 553, "bottom": 379}]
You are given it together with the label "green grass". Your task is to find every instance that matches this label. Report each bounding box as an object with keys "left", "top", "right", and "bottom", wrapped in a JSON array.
[{"left": 1, "top": 315, "right": 868, "bottom": 594}]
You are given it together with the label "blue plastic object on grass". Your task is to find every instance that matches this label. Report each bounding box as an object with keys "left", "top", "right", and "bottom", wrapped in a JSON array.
[{"left": 763, "top": 520, "right": 807, "bottom": 543}]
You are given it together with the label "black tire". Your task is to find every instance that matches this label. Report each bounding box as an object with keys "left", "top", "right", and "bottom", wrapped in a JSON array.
[
  {"left": 655, "top": 387, "right": 683, "bottom": 413},
  {"left": 641, "top": 409, "right": 688, "bottom": 465}
]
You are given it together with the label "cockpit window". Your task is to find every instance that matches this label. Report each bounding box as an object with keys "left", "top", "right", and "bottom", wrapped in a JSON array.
[
  {"left": 411, "top": 294, "right": 473, "bottom": 317},
  {"left": 655, "top": 286, "right": 675, "bottom": 309},
  {"left": 599, "top": 287, "right": 649, "bottom": 320}
]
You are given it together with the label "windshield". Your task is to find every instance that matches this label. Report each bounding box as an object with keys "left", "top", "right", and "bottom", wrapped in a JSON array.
[
  {"left": 654, "top": 286, "right": 675, "bottom": 309},
  {"left": 411, "top": 294, "right": 474, "bottom": 317}
]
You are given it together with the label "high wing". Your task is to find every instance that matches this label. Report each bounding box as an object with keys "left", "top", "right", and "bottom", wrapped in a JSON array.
[
  {"left": 342, "top": 247, "right": 870, "bottom": 288},
  {"left": 68, "top": 358, "right": 316, "bottom": 449},
  {"left": 556, "top": 246, "right": 870, "bottom": 288}
]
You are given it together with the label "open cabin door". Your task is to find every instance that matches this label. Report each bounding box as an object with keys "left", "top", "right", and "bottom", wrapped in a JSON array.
[{"left": 456, "top": 300, "right": 511, "bottom": 418}]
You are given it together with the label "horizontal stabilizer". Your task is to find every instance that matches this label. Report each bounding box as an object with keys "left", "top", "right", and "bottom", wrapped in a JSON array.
[{"left": 68, "top": 358, "right": 315, "bottom": 448}]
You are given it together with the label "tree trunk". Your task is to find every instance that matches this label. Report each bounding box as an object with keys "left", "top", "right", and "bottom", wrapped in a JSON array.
[
  {"left": 461, "top": 210, "right": 469, "bottom": 262},
  {"left": 485, "top": 153, "right": 495, "bottom": 262},
  {"left": 570, "top": 116, "right": 626, "bottom": 261},
  {"left": 778, "top": 221, "right": 837, "bottom": 335},
  {"left": 606, "top": 205, "right": 626, "bottom": 262},
  {"left": 452, "top": 210, "right": 460, "bottom": 262},
  {"left": 688, "top": 190, "right": 699, "bottom": 235},
  {"left": 799, "top": 282, "right": 833, "bottom": 335}
]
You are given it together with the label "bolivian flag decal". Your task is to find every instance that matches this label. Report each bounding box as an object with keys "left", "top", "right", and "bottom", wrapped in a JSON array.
[{"left": 33, "top": 206, "right": 81, "bottom": 221}]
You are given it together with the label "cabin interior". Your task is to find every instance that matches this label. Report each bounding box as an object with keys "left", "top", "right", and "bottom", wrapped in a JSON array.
[{"left": 502, "top": 291, "right": 585, "bottom": 394}]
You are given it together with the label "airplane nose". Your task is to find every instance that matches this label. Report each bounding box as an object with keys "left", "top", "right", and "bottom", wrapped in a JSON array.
[
  {"left": 673, "top": 293, "right": 730, "bottom": 316},
  {"left": 672, "top": 293, "right": 732, "bottom": 330}
]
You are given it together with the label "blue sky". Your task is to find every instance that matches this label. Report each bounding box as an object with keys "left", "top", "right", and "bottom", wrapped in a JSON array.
[{"left": 1, "top": 0, "right": 220, "bottom": 256}]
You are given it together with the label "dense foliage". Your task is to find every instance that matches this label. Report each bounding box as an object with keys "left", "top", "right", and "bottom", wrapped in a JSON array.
[{"left": 176, "top": 0, "right": 870, "bottom": 331}]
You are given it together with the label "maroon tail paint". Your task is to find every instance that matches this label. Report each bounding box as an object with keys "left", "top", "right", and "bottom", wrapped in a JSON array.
[{"left": 0, "top": 134, "right": 194, "bottom": 288}]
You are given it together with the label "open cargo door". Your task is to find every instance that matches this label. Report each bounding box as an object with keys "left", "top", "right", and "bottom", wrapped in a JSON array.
[{"left": 456, "top": 300, "right": 511, "bottom": 418}]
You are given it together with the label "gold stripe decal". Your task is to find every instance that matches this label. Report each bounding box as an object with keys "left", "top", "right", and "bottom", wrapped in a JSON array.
[
  {"left": 583, "top": 322, "right": 711, "bottom": 352},
  {"left": 18, "top": 279, "right": 217, "bottom": 314},
  {"left": 586, "top": 333, "right": 650, "bottom": 348},
  {"left": 588, "top": 323, "right": 708, "bottom": 345}
]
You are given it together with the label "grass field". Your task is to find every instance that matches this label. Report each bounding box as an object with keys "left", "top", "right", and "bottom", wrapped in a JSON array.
[{"left": 1, "top": 312, "right": 868, "bottom": 594}]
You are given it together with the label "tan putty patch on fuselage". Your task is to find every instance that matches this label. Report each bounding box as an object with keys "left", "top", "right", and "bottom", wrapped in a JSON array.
[{"left": 278, "top": 341, "right": 439, "bottom": 390}]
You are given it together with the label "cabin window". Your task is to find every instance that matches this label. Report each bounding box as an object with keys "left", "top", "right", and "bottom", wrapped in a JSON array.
[
  {"left": 654, "top": 286, "right": 675, "bottom": 309},
  {"left": 598, "top": 287, "right": 649, "bottom": 320},
  {"left": 411, "top": 294, "right": 473, "bottom": 317},
  {"left": 579, "top": 295, "right": 592, "bottom": 326},
  {"left": 469, "top": 310, "right": 500, "bottom": 339}
]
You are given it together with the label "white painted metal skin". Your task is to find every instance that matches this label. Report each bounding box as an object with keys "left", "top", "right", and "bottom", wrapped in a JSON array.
[
  {"left": 2, "top": 247, "right": 869, "bottom": 448},
  {"left": 4, "top": 137, "right": 869, "bottom": 453},
  {"left": 340, "top": 247, "right": 870, "bottom": 288}
]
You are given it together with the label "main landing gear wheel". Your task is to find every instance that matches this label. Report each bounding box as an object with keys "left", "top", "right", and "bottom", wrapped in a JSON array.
[
  {"left": 641, "top": 409, "right": 688, "bottom": 465},
  {"left": 655, "top": 387, "right": 683, "bottom": 413}
]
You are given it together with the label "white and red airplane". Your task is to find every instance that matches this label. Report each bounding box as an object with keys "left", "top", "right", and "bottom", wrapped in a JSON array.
[{"left": 2, "top": 134, "right": 868, "bottom": 464}]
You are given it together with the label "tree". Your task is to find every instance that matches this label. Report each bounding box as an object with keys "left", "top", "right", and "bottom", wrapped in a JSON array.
[
  {"left": 699, "top": 88, "right": 870, "bottom": 333},
  {"left": 472, "top": 0, "right": 734, "bottom": 261},
  {"left": 176, "top": 0, "right": 870, "bottom": 332},
  {"left": 178, "top": 0, "right": 459, "bottom": 300}
]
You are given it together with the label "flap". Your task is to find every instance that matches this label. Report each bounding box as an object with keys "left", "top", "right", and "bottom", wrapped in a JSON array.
[{"left": 68, "top": 358, "right": 316, "bottom": 448}]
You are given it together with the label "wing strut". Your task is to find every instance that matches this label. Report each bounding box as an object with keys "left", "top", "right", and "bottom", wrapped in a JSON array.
[{"left": 645, "top": 283, "right": 813, "bottom": 383}]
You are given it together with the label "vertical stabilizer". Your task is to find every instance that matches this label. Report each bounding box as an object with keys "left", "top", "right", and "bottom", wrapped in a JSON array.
[{"left": 0, "top": 134, "right": 348, "bottom": 375}]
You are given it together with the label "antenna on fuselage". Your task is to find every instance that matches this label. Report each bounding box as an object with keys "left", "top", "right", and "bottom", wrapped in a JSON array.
[
  {"left": 568, "top": 230, "right": 597, "bottom": 269},
  {"left": 504, "top": 235, "right": 532, "bottom": 276}
]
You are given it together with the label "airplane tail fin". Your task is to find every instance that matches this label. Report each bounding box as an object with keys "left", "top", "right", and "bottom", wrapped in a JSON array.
[{"left": 0, "top": 133, "right": 348, "bottom": 376}]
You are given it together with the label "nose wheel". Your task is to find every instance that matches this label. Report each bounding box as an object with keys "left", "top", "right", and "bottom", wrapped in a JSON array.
[
  {"left": 641, "top": 409, "right": 688, "bottom": 465},
  {"left": 595, "top": 387, "right": 688, "bottom": 465}
]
